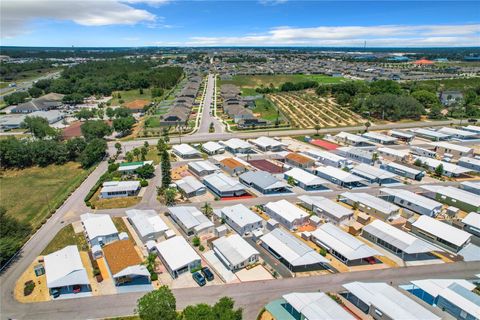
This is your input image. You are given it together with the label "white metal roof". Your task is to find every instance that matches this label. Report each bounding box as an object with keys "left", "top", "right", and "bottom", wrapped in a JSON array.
[
  {"left": 363, "top": 219, "right": 439, "bottom": 254},
  {"left": 203, "top": 172, "right": 246, "bottom": 193},
  {"left": 113, "top": 265, "right": 150, "bottom": 279},
  {"left": 416, "top": 157, "right": 472, "bottom": 175},
  {"left": 438, "top": 127, "right": 478, "bottom": 138},
  {"left": 459, "top": 157, "right": 480, "bottom": 170},
  {"left": 377, "top": 147, "right": 410, "bottom": 159},
  {"left": 221, "top": 204, "right": 262, "bottom": 228},
  {"left": 462, "top": 212, "right": 480, "bottom": 229},
  {"left": 312, "top": 223, "right": 382, "bottom": 261},
  {"left": 44, "top": 245, "right": 90, "bottom": 288},
  {"left": 155, "top": 236, "right": 201, "bottom": 271},
  {"left": 413, "top": 128, "right": 450, "bottom": 139},
  {"left": 343, "top": 282, "right": 441, "bottom": 320},
  {"left": 126, "top": 209, "right": 169, "bottom": 237},
  {"left": 341, "top": 192, "right": 400, "bottom": 215},
  {"left": 362, "top": 131, "right": 398, "bottom": 143},
  {"left": 176, "top": 175, "right": 205, "bottom": 194},
  {"left": 351, "top": 163, "right": 397, "bottom": 180},
  {"left": 188, "top": 160, "right": 218, "bottom": 173},
  {"left": 303, "top": 149, "right": 346, "bottom": 163},
  {"left": 172, "top": 143, "right": 201, "bottom": 156},
  {"left": 265, "top": 200, "right": 309, "bottom": 224},
  {"left": 283, "top": 292, "right": 355, "bottom": 320},
  {"left": 411, "top": 279, "right": 475, "bottom": 299},
  {"left": 438, "top": 283, "right": 480, "bottom": 319},
  {"left": 101, "top": 180, "right": 140, "bottom": 193},
  {"left": 379, "top": 188, "right": 443, "bottom": 211},
  {"left": 389, "top": 130, "right": 414, "bottom": 138},
  {"left": 315, "top": 165, "right": 366, "bottom": 183},
  {"left": 298, "top": 195, "right": 353, "bottom": 219},
  {"left": 260, "top": 228, "right": 329, "bottom": 266},
  {"left": 430, "top": 141, "right": 473, "bottom": 154},
  {"left": 385, "top": 162, "right": 424, "bottom": 175},
  {"left": 168, "top": 206, "right": 213, "bottom": 232},
  {"left": 202, "top": 141, "right": 224, "bottom": 153},
  {"left": 335, "top": 131, "right": 370, "bottom": 143},
  {"left": 285, "top": 167, "right": 326, "bottom": 186},
  {"left": 250, "top": 136, "right": 284, "bottom": 149},
  {"left": 220, "top": 138, "right": 253, "bottom": 150},
  {"left": 80, "top": 213, "right": 118, "bottom": 240},
  {"left": 464, "top": 125, "right": 480, "bottom": 133},
  {"left": 412, "top": 215, "right": 471, "bottom": 247},
  {"left": 213, "top": 234, "right": 259, "bottom": 266},
  {"left": 420, "top": 185, "right": 480, "bottom": 207}
]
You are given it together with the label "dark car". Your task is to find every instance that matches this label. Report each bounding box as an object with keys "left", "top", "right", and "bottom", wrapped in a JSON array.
[
  {"left": 192, "top": 272, "right": 206, "bottom": 286},
  {"left": 51, "top": 288, "right": 61, "bottom": 298},
  {"left": 201, "top": 267, "right": 214, "bottom": 281}
]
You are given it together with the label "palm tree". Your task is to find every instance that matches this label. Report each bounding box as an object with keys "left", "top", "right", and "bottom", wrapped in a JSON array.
[
  {"left": 314, "top": 124, "right": 321, "bottom": 136},
  {"left": 202, "top": 202, "right": 213, "bottom": 219},
  {"left": 364, "top": 121, "right": 371, "bottom": 132}
]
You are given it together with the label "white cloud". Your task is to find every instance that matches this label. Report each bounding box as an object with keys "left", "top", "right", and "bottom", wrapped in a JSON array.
[
  {"left": 186, "top": 24, "right": 480, "bottom": 47},
  {"left": 1, "top": 0, "right": 159, "bottom": 38}
]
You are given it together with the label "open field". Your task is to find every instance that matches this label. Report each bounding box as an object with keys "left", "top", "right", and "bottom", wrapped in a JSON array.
[
  {"left": 268, "top": 91, "right": 366, "bottom": 128},
  {"left": 252, "top": 98, "right": 284, "bottom": 122},
  {"left": 0, "top": 68, "right": 61, "bottom": 83},
  {"left": 421, "top": 77, "right": 480, "bottom": 90},
  {"left": 220, "top": 74, "right": 345, "bottom": 90},
  {"left": 1, "top": 162, "right": 91, "bottom": 230},
  {"left": 108, "top": 88, "right": 153, "bottom": 106}
]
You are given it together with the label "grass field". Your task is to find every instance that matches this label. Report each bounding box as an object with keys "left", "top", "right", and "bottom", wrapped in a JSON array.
[
  {"left": 1, "top": 162, "right": 91, "bottom": 230},
  {"left": 421, "top": 77, "right": 480, "bottom": 91},
  {"left": 252, "top": 98, "right": 283, "bottom": 122},
  {"left": 220, "top": 74, "right": 345, "bottom": 89},
  {"left": 0, "top": 68, "right": 61, "bottom": 83},
  {"left": 109, "top": 88, "right": 153, "bottom": 106},
  {"left": 41, "top": 224, "right": 88, "bottom": 255}
]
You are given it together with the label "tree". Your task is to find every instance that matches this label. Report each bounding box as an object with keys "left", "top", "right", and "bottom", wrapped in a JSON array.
[
  {"left": 63, "top": 93, "right": 84, "bottom": 105},
  {"left": 157, "top": 138, "right": 167, "bottom": 153},
  {"left": 97, "top": 108, "right": 105, "bottom": 120},
  {"left": 141, "top": 146, "right": 148, "bottom": 161},
  {"left": 114, "top": 107, "right": 132, "bottom": 118},
  {"left": 202, "top": 202, "right": 213, "bottom": 219},
  {"left": 162, "top": 127, "right": 170, "bottom": 143},
  {"left": 135, "top": 163, "right": 155, "bottom": 179},
  {"left": 429, "top": 104, "right": 443, "bottom": 119},
  {"left": 75, "top": 109, "right": 95, "bottom": 121},
  {"left": 181, "top": 296, "right": 242, "bottom": 320},
  {"left": 115, "top": 142, "right": 122, "bottom": 155},
  {"left": 80, "top": 120, "right": 112, "bottom": 141},
  {"left": 287, "top": 176, "right": 295, "bottom": 186},
  {"left": 106, "top": 107, "right": 115, "bottom": 120},
  {"left": 28, "top": 86, "right": 43, "bottom": 98},
  {"left": 0, "top": 207, "right": 32, "bottom": 267},
  {"left": 414, "top": 158, "right": 423, "bottom": 167},
  {"left": 314, "top": 124, "right": 321, "bottom": 136},
  {"left": 113, "top": 116, "right": 136, "bottom": 136},
  {"left": 163, "top": 187, "right": 177, "bottom": 206},
  {"left": 364, "top": 121, "right": 371, "bottom": 132},
  {"left": 435, "top": 164, "right": 444, "bottom": 177},
  {"left": 125, "top": 151, "right": 134, "bottom": 162},
  {"left": 412, "top": 90, "right": 441, "bottom": 110},
  {"left": 133, "top": 148, "right": 141, "bottom": 161},
  {"left": 136, "top": 286, "right": 177, "bottom": 320},
  {"left": 21, "top": 116, "right": 58, "bottom": 139},
  {"left": 161, "top": 149, "right": 172, "bottom": 188},
  {"left": 4, "top": 91, "right": 29, "bottom": 106},
  {"left": 65, "top": 137, "right": 87, "bottom": 160},
  {"left": 79, "top": 138, "right": 107, "bottom": 168}
]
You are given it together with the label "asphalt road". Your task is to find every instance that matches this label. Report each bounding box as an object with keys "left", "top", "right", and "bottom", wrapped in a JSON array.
[
  {"left": 197, "top": 74, "right": 224, "bottom": 134},
  {"left": 0, "top": 71, "right": 61, "bottom": 98}
]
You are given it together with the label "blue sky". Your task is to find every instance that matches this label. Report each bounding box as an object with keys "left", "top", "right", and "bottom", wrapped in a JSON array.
[{"left": 1, "top": 1, "right": 479, "bottom": 47}]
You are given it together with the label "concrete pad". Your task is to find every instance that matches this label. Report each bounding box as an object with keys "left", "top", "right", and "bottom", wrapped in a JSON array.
[
  {"left": 203, "top": 250, "right": 239, "bottom": 283},
  {"left": 116, "top": 284, "right": 153, "bottom": 294},
  {"left": 236, "top": 265, "right": 274, "bottom": 282},
  {"left": 54, "top": 292, "right": 93, "bottom": 300},
  {"left": 72, "top": 220, "right": 83, "bottom": 234}
]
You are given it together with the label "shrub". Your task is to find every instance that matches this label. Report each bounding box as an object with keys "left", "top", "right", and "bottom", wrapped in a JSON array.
[
  {"left": 319, "top": 248, "right": 327, "bottom": 256},
  {"left": 151, "top": 273, "right": 158, "bottom": 281},
  {"left": 199, "top": 245, "right": 205, "bottom": 251},
  {"left": 192, "top": 236, "right": 200, "bottom": 247},
  {"left": 23, "top": 280, "right": 35, "bottom": 296},
  {"left": 93, "top": 267, "right": 101, "bottom": 277},
  {"left": 140, "top": 179, "right": 148, "bottom": 187}
]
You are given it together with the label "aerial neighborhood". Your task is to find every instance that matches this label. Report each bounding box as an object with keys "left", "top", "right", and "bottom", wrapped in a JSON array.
[{"left": 1, "top": 3, "right": 480, "bottom": 319}]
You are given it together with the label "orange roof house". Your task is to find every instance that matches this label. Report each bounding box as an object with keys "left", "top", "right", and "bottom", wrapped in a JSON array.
[
  {"left": 285, "top": 153, "right": 315, "bottom": 169},
  {"left": 413, "top": 59, "right": 434, "bottom": 65},
  {"left": 219, "top": 158, "right": 248, "bottom": 175}
]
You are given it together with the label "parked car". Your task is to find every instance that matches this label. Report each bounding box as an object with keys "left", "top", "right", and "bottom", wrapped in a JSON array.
[
  {"left": 201, "top": 267, "right": 214, "bottom": 281},
  {"left": 192, "top": 272, "right": 206, "bottom": 286}
]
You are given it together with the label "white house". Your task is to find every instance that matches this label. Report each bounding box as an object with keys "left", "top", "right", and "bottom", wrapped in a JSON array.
[
  {"left": 80, "top": 213, "right": 118, "bottom": 248},
  {"left": 220, "top": 204, "right": 263, "bottom": 236},
  {"left": 155, "top": 236, "right": 202, "bottom": 278},
  {"left": 188, "top": 160, "right": 219, "bottom": 176},
  {"left": 379, "top": 188, "right": 443, "bottom": 217},
  {"left": 213, "top": 234, "right": 259, "bottom": 271},
  {"left": 100, "top": 181, "right": 141, "bottom": 199},
  {"left": 172, "top": 144, "right": 201, "bottom": 159},
  {"left": 264, "top": 200, "right": 309, "bottom": 230},
  {"left": 284, "top": 167, "right": 329, "bottom": 191},
  {"left": 250, "top": 136, "right": 285, "bottom": 151},
  {"left": 126, "top": 209, "right": 169, "bottom": 242},
  {"left": 168, "top": 206, "right": 214, "bottom": 236},
  {"left": 298, "top": 195, "right": 353, "bottom": 226},
  {"left": 220, "top": 138, "right": 253, "bottom": 154},
  {"left": 201, "top": 141, "right": 225, "bottom": 155},
  {"left": 340, "top": 192, "right": 400, "bottom": 220}
]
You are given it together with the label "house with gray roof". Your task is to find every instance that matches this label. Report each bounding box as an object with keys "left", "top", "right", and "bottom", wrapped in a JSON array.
[{"left": 239, "top": 170, "right": 290, "bottom": 194}]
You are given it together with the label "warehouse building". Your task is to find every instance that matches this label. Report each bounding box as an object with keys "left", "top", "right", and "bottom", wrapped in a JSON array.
[
  {"left": 378, "top": 188, "right": 443, "bottom": 217},
  {"left": 298, "top": 195, "right": 353, "bottom": 226},
  {"left": 312, "top": 223, "right": 382, "bottom": 266},
  {"left": 411, "top": 216, "right": 472, "bottom": 252},
  {"left": 362, "top": 219, "right": 440, "bottom": 260}
]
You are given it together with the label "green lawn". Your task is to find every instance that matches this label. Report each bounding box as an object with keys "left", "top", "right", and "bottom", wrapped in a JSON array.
[
  {"left": 220, "top": 74, "right": 345, "bottom": 89},
  {"left": 252, "top": 98, "right": 283, "bottom": 122},
  {"left": 1, "top": 162, "right": 91, "bottom": 230},
  {"left": 41, "top": 224, "right": 88, "bottom": 255},
  {"left": 145, "top": 116, "right": 161, "bottom": 128},
  {"left": 421, "top": 77, "right": 480, "bottom": 91},
  {"left": 145, "top": 147, "right": 161, "bottom": 164}
]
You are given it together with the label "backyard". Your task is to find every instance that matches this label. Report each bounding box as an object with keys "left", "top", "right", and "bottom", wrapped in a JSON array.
[
  {"left": 41, "top": 224, "right": 88, "bottom": 255},
  {"left": 1, "top": 162, "right": 91, "bottom": 230},
  {"left": 268, "top": 91, "right": 366, "bottom": 128}
]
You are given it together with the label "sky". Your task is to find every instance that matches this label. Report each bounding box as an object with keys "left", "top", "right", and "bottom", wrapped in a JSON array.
[{"left": 1, "top": 0, "right": 479, "bottom": 47}]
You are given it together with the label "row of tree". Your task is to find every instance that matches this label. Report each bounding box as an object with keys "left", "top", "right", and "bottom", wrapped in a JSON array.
[
  {"left": 136, "top": 286, "right": 242, "bottom": 320},
  {"left": 0, "top": 207, "right": 32, "bottom": 267},
  {"left": 255, "top": 80, "right": 318, "bottom": 94}
]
